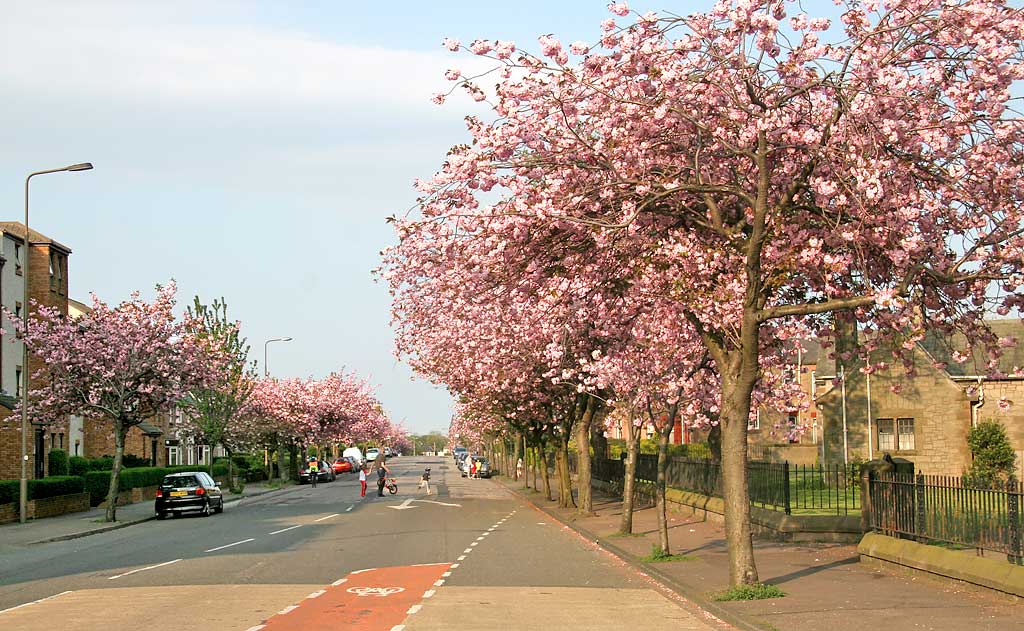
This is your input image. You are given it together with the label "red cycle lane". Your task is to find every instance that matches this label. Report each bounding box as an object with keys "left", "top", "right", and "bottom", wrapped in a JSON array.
[{"left": 254, "top": 563, "right": 451, "bottom": 631}]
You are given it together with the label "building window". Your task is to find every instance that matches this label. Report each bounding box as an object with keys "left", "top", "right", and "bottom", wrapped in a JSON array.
[
  {"left": 877, "top": 417, "right": 915, "bottom": 452},
  {"left": 49, "top": 252, "right": 65, "bottom": 294},
  {"left": 14, "top": 301, "right": 21, "bottom": 320},
  {"left": 15, "top": 366, "right": 22, "bottom": 397},
  {"left": 748, "top": 409, "right": 761, "bottom": 431},
  {"left": 50, "top": 432, "right": 56, "bottom": 449},
  {"left": 167, "top": 446, "right": 181, "bottom": 466},
  {"left": 59, "top": 432, "right": 64, "bottom": 449},
  {"left": 14, "top": 243, "right": 22, "bottom": 275}
]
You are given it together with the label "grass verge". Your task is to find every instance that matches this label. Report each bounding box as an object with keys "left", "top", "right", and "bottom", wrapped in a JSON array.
[
  {"left": 640, "top": 544, "right": 694, "bottom": 563},
  {"left": 712, "top": 583, "right": 785, "bottom": 601}
]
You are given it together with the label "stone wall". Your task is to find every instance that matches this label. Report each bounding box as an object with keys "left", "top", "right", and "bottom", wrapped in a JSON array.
[{"left": 0, "top": 491, "right": 91, "bottom": 524}]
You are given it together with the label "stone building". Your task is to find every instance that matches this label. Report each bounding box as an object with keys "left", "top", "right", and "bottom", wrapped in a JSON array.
[{"left": 816, "top": 320, "right": 1024, "bottom": 476}]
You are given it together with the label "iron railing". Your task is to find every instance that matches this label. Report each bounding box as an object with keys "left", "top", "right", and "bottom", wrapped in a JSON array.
[
  {"left": 592, "top": 455, "right": 861, "bottom": 515},
  {"left": 869, "top": 472, "right": 1023, "bottom": 564}
]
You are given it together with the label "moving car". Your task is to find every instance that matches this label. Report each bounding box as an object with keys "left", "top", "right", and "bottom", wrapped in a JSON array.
[
  {"left": 365, "top": 448, "right": 380, "bottom": 462},
  {"left": 155, "top": 471, "right": 224, "bottom": 519},
  {"left": 299, "top": 459, "right": 335, "bottom": 484}
]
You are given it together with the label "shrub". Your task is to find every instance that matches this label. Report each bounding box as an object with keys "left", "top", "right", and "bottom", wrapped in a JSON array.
[
  {"left": 966, "top": 420, "right": 1017, "bottom": 486},
  {"left": 122, "top": 454, "right": 152, "bottom": 468},
  {"left": 68, "top": 456, "right": 90, "bottom": 478},
  {"left": 0, "top": 479, "right": 18, "bottom": 505},
  {"left": 84, "top": 463, "right": 231, "bottom": 505},
  {"left": 712, "top": 583, "right": 785, "bottom": 601},
  {"left": 48, "top": 449, "right": 69, "bottom": 476},
  {"left": 28, "top": 475, "right": 85, "bottom": 500}
]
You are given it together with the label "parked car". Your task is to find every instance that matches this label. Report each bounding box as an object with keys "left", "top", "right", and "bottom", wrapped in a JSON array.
[
  {"left": 155, "top": 471, "right": 223, "bottom": 519},
  {"left": 453, "top": 446, "right": 468, "bottom": 462},
  {"left": 474, "top": 457, "right": 492, "bottom": 478},
  {"left": 299, "top": 459, "right": 335, "bottom": 483},
  {"left": 365, "top": 448, "right": 380, "bottom": 462},
  {"left": 332, "top": 456, "right": 359, "bottom": 474},
  {"left": 342, "top": 446, "right": 364, "bottom": 465}
]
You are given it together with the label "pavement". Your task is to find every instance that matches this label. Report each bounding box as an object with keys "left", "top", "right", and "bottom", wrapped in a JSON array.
[
  {"left": 0, "top": 456, "right": 728, "bottom": 630},
  {"left": 0, "top": 480, "right": 288, "bottom": 550},
  {"left": 499, "top": 476, "right": 1024, "bottom": 631}
]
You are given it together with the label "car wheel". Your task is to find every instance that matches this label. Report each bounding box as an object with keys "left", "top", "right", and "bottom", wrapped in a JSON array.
[
  {"left": 214, "top": 500, "right": 224, "bottom": 514},
  {"left": 156, "top": 511, "right": 167, "bottom": 520},
  {"left": 201, "top": 499, "right": 211, "bottom": 517}
]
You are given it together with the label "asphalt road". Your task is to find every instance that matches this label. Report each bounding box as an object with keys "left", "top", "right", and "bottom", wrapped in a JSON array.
[{"left": 0, "top": 456, "right": 725, "bottom": 630}]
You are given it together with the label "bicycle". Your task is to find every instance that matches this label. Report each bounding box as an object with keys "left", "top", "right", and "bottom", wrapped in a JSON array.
[{"left": 384, "top": 477, "right": 398, "bottom": 494}]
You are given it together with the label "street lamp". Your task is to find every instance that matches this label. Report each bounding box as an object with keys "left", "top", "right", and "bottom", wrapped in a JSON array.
[
  {"left": 20, "top": 162, "right": 93, "bottom": 524},
  {"left": 263, "top": 337, "right": 293, "bottom": 377}
]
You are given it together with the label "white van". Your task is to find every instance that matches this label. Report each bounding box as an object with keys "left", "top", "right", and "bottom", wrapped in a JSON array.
[{"left": 342, "top": 446, "right": 364, "bottom": 465}]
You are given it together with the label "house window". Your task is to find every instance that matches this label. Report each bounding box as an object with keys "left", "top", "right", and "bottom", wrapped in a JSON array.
[
  {"left": 59, "top": 432, "right": 64, "bottom": 449},
  {"left": 167, "top": 446, "right": 181, "bottom": 466},
  {"left": 787, "top": 414, "right": 799, "bottom": 443},
  {"left": 877, "top": 417, "right": 915, "bottom": 451},
  {"left": 14, "top": 243, "right": 22, "bottom": 275},
  {"left": 15, "top": 367, "right": 22, "bottom": 397},
  {"left": 14, "top": 302, "right": 21, "bottom": 320},
  {"left": 748, "top": 409, "right": 761, "bottom": 431}
]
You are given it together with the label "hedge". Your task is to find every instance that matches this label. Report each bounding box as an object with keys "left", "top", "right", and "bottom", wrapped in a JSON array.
[
  {"left": 0, "top": 476, "right": 87, "bottom": 505},
  {"left": 48, "top": 449, "right": 70, "bottom": 476},
  {"left": 85, "top": 463, "right": 230, "bottom": 505}
]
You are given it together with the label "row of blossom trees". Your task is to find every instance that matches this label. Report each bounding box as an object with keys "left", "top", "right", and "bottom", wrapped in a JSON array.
[
  {"left": 12, "top": 283, "right": 402, "bottom": 522},
  {"left": 385, "top": 0, "right": 1024, "bottom": 587}
]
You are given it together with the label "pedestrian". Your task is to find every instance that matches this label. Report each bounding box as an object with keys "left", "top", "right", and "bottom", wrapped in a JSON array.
[
  {"left": 470, "top": 458, "right": 477, "bottom": 479},
  {"left": 419, "top": 467, "right": 431, "bottom": 495},
  {"left": 359, "top": 464, "right": 368, "bottom": 497},
  {"left": 376, "top": 457, "right": 390, "bottom": 497},
  {"left": 516, "top": 457, "right": 523, "bottom": 480}
]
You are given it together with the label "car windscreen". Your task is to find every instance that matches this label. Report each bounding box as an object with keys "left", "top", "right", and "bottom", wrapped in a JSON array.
[{"left": 163, "top": 475, "right": 198, "bottom": 487}]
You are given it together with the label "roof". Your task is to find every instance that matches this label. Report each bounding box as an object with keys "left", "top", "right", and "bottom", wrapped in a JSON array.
[
  {"left": 0, "top": 222, "right": 72, "bottom": 254},
  {"left": 920, "top": 319, "right": 1024, "bottom": 377},
  {"left": 68, "top": 297, "right": 92, "bottom": 316},
  {"left": 137, "top": 420, "right": 164, "bottom": 436},
  {"left": 0, "top": 393, "right": 17, "bottom": 411}
]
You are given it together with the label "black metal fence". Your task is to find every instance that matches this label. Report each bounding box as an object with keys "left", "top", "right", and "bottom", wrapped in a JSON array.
[
  {"left": 592, "top": 455, "right": 861, "bottom": 515},
  {"left": 869, "top": 472, "right": 1023, "bottom": 564}
]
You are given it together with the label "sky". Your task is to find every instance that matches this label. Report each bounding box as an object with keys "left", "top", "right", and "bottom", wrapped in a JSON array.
[{"left": 0, "top": 1, "right": 690, "bottom": 434}]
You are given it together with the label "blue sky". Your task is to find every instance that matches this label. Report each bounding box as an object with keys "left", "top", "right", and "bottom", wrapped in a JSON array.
[
  {"left": 2, "top": 1, "right": 993, "bottom": 433},
  {"left": 3, "top": 1, "right": 688, "bottom": 433}
]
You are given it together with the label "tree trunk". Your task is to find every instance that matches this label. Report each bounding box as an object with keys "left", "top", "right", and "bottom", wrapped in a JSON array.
[
  {"left": 574, "top": 395, "right": 598, "bottom": 515},
  {"left": 654, "top": 424, "right": 672, "bottom": 555},
  {"left": 619, "top": 415, "right": 641, "bottom": 535},
  {"left": 225, "top": 447, "right": 234, "bottom": 491},
  {"left": 276, "top": 441, "right": 286, "bottom": 482},
  {"left": 532, "top": 446, "right": 540, "bottom": 491},
  {"left": 540, "top": 443, "right": 552, "bottom": 500},
  {"left": 555, "top": 434, "right": 575, "bottom": 508},
  {"left": 719, "top": 358, "right": 760, "bottom": 586},
  {"left": 289, "top": 444, "right": 298, "bottom": 481},
  {"left": 104, "top": 420, "right": 127, "bottom": 522},
  {"left": 514, "top": 433, "right": 523, "bottom": 482}
]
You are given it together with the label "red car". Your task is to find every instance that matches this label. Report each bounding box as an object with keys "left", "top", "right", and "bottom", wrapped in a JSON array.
[{"left": 332, "top": 457, "right": 357, "bottom": 474}]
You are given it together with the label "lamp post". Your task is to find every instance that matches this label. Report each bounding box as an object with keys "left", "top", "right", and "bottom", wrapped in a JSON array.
[
  {"left": 20, "top": 162, "right": 93, "bottom": 524},
  {"left": 263, "top": 336, "right": 293, "bottom": 377}
]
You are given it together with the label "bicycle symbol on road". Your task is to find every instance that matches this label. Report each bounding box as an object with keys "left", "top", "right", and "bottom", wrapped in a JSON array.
[{"left": 346, "top": 586, "right": 406, "bottom": 597}]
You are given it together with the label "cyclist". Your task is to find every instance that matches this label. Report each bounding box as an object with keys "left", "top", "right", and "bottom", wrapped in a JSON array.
[
  {"left": 376, "top": 457, "right": 391, "bottom": 497},
  {"left": 308, "top": 456, "right": 320, "bottom": 488}
]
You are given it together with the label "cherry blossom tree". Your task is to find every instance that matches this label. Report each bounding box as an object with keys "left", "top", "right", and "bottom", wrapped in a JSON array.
[
  {"left": 400, "top": 0, "right": 1024, "bottom": 586},
  {"left": 18, "top": 282, "right": 217, "bottom": 522}
]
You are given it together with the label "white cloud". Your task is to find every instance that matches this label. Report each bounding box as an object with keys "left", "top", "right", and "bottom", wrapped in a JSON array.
[{"left": 0, "top": 1, "right": 488, "bottom": 112}]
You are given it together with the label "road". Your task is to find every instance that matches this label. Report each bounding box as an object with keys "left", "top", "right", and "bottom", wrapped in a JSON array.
[{"left": 0, "top": 456, "right": 725, "bottom": 630}]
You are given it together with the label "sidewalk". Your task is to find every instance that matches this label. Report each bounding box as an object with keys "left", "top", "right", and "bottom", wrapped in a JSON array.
[
  {"left": 0, "top": 481, "right": 290, "bottom": 549},
  {"left": 498, "top": 477, "right": 1024, "bottom": 631}
]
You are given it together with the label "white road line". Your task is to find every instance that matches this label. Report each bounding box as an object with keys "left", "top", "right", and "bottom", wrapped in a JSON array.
[
  {"left": 278, "top": 605, "right": 298, "bottom": 615},
  {"left": 205, "top": 538, "right": 255, "bottom": 553},
  {"left": 244, "top": 626, "right": 266, "bottom": 631},
  {"left": 314, "top": 513, "right": 339, "bottom": 522},
  {"left": 462, "top": 548, "right": 473, "bottom": 554},
  {"left": 433, "top": 579, "right": 445, "bottom": 586},
  {"left": 457, "top": 555, "right": 466, "bottom": 561},
  {"left": 331, "top": 578, "right": 349, "bottom": 586},
  {"left": 442, "top": 571, "right": 451, "bottom": 577},
  {"left": 475, "top": 536, "right": 484, "bottom": 541},
  {"left": 269, "top": 525, "right": 302, "bottom": 535},
  {"left": 407, "top": 604, "right": 423, "bottom": 614},
  {"left": 470, "top": 542, "right": 478, "bottom": 547},
  {"left": 390, "top": 626, "right": 406, "bottom": 631},
  {"left": 351, "top": 567, "right": 377, "bottom": 574},
  {"left": 108, "top": 558, "right": 181, "bottom": 580},
  {"left": 481, "top": 532, "right": 490, "bottom": 537},
  {"left": 0, "top": 591, "right": 73, "bottom": 615},
  {"left": 345, "top": 504, "right": 355, "bottom": 512},
  {"left": 306, "top": 590, "right": 326, "bottom": 599},
  {"left": 423, "top": 589, "right": 436, "bottom": 598}
]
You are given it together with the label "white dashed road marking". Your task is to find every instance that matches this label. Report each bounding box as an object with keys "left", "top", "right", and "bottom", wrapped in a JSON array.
[
  {"left": 269, "top": 525, "right": 301, "bottom": 535},
  {"left": 205, "top": 538, "right": 255, "bottom": 553},
  {"left": 107, "top": 558, "right": 181, "bottom": 580},
  {"left": 315, "top": 513, "right": 339, "bottom": 522}
]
